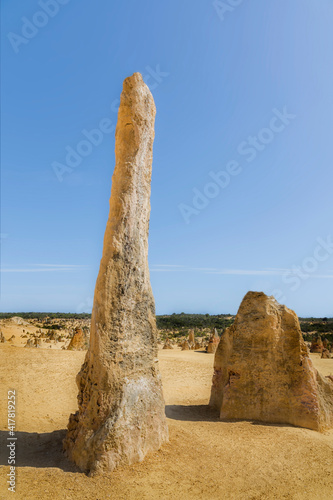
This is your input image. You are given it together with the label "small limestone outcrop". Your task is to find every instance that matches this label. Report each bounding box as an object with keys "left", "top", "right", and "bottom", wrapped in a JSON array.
[
  {"left": 188, "top": 330, "right": 195, "bottom": 346},
  {"left": 206, "top": 329, "right": 220, "bottom": 354},
  {"left": 181, "top": 340, "right": 190, "bottom": 351},
  {"left": 0, "top": 332, "right": 6, "bottom": 343},
  {"left": 63, "top": 73, "right": 168, "bottom": 474},
  {"left": 210, "top": 292, "right": 333, "bottom": 431},
  {"left": 34, "top": 337, "right": 42, "bottom": 348},
  {"left": 310, "top": 337, "right": 323, "bottom": 353},
  {"left": 67, "top": 328, "right": 87, "bottom": 351},
  {"left": 321, "top": 349, "right": 331, "bottom": 359},
  {"left": 163, "top": 338, "right": 173, "bottom": 350}
]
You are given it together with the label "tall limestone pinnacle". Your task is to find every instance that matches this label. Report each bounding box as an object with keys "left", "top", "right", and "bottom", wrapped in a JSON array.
[{"left": 63, "top": 73, "right": 168, "bottom": 473}]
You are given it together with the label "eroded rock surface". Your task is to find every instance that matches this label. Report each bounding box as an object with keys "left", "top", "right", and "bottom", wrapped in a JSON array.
[
  {"left": 206, "top": 329, "right": 220, "bottom": 354},
  {"left": 67, "top": 327, "right": 88, "bottom": 351},
  {"left": 63, "top": 73, "right": 168, "bottom": 473},
  {"left": 210, "top": 292, "right": 333, "bottom": 431}
]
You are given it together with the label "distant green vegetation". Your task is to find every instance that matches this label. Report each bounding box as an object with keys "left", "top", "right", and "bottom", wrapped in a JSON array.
[
  {"left": 0, "top": 312, "right": 91, "bottom": 320},
  {"left": 1, "top": 312, "right": 332, "bottom": 343},
  {"left": 299, "top": 319, "right": 333, "bottom": 334},
  {"left": 302, "top": 332, "right": 333, "bottom": 344},
  {"left": 156, "top": 313, "right": 234, "bottom": 331}
]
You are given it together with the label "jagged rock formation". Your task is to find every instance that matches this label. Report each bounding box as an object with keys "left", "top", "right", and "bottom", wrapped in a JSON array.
[
  {"left": 0, "top": 332, "right": 6, "bottom": 343},
  {"left": 181, "top": 340, "right": 190, "bottom": 351},
  {"left": 67, "top": 327, "right": 88, "bottom": 351},
  {"left": 310, "top": 337, "right": 323, "bottom": 353},
  {"left": 194, "top": 341, "right": 202, "bottom": 350},
  {"left": 188, "top": 330, "right": 195, "bottom": 345},
  {"left": 321, "top": 349, "right": 331, "bottom": 359},
  {"left": 63, "top": 73, "right": 168, "bottom": 474},
  {"left": 163, "top": 338, "right": 173, "bottom": 350},
  {"left": 34, "top": 337, "right": 42, "bottom": 348},
  {"left": 210, "top": 292, "right": 333, "bottom": 431},
  {"left": 206, "top": 330, "right": 220, "bottom": 354},
  {"left": 49, "top": 331, "right": 59, "bottom": 342},
  {"left": 323, "top": 338, "right": 330, "bottom": 349}
]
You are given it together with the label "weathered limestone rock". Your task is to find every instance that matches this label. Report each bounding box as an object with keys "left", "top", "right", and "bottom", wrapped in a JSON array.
[
  {"left": 188, "top": 330, "right": 195, "bottom": 345},
  {"left": 194, "top": 341, "right": 201, "bottom": 350},
  {"left": 210, "top": 292, "right": 333, "bottom": 431},
  {"left": 310, "top": 336, "right": 323, "bottom": 353},
  {"left": 181, "top": 340, "right": 190, "bottom": 351},
  {"left": 34, "top": 337, "right": 42, "bottom": 348},
  {"left": 321, "top": 349, "right": 331, "bottom": 359},
  {"left": 206, "top": 330, "right": 220, "bottom": 354},
  {"left": 163, "top": 338, "right": 173, "bottom": 350},
  {"left": 63, "top": 73, "right": 168, "bottom": 474},
  {"left": 67, "top": 327, "right": 88, "bottom": 351}
]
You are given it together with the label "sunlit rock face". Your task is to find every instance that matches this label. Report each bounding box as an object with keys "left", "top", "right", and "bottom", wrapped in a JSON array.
[
  {"left": 210, "top": 292, "right": 333, "bottom": 431},
  {"left": 64, "top": 73, "right": 168, "bottom": 474}
]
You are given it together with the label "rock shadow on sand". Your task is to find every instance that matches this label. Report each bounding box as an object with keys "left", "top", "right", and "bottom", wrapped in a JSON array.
[
  {"left": 165, "top": 406, "right": 302, "bottom": 430},
  {"left": 165, "top": 405, "right": 220, "bottom": 422},
  {"left": 0, "top": 430, "right": 79, "bottom": 472}
]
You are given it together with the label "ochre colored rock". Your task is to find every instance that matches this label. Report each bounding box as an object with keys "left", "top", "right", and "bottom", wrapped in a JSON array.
[
  {"left": 321, "top": 349, "right": 331, "bottom": 359},
  {"left": 163, "top": 338, "right": 173, "bottom": 350},
  {"left": 206, "top": 330, "right": 220, "bottom": 354},
  {"left": 34, "top": 337, "right": 42, "bottom": 348},
  {"left": 0, "top": 332, "right": 6, "bottom": 343},
  {"left": 188, "top": 330, "right": 195, "bottom": 345},
  {"left": 67, "top": 328, "right": 87, "bottom": 351},
  {"left": 310, "top": 336, "right": 323, "bottom": 353},
  {"left": 181, "top": 340, "right": 190, "bottom": 351},
  {"left": 210, "top": 292, "right": 333, "bottom": 431},
  {"left": 63, "top": 73, "right": 168, "bottom": 474}
]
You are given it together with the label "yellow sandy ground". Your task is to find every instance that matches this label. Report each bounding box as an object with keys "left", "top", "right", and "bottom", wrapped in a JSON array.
[{"left": 0, "top": 344, "right": 332, "bottom": 500}]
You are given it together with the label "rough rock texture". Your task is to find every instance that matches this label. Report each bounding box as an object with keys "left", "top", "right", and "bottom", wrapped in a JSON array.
[
  {"left": 188, "top": 330, "right": 195, "bottom": 345},
  {"left": 163, "top": 338, "right": 173, "bottom": 350},
  {"left": 0, "top": 332, "right": 6, "bottom": 343},
  {"left": 310, "top": 337, "right": 323, "bottom": 353},
  {"left": 34, "top": 337, "right": 42, "bottom": 348},
  {"left": 63, "top": 73, "right": 168, "bottom": 474},
  {"left": 67, "top": 328, "right": 88, "bottom": 351},
  {"left": 181, "top": 340, "right": 190, "bottom": 351},
  {"left": 206, "top": 330, "right": 220, "bottom": 354},
  {"left": 321, "top": 349, "right": 331, "bottom": 359},
  {"left": 210, "top": 292, "right": 333, "bottom": 431}
]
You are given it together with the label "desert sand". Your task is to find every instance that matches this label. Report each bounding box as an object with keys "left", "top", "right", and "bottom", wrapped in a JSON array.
[{"left": 1, "top": 340, "right": 333, "bottom": 500}]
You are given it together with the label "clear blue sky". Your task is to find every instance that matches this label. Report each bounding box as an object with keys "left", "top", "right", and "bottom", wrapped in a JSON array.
[{"left": 1, "top": 0, "right": 333, "bottom": 317}]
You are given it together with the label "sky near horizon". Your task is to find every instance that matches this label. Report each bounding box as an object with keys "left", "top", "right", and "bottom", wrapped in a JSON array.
[{"left": 1, "top": 0, "right": 333, "bottom": 317}]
